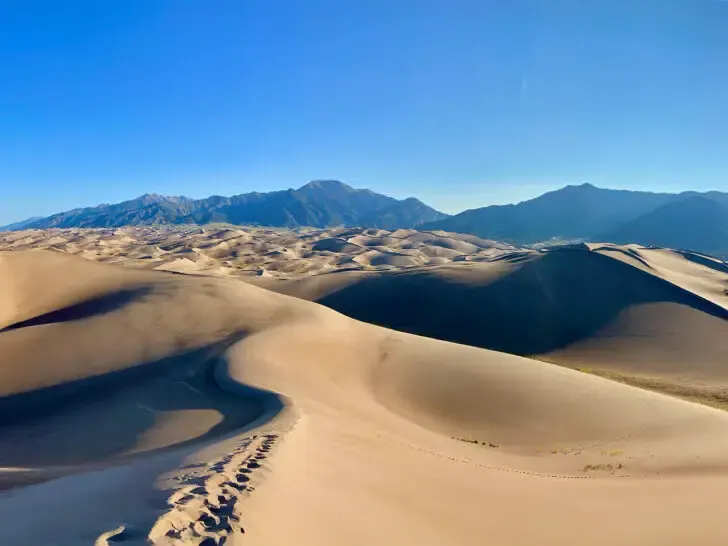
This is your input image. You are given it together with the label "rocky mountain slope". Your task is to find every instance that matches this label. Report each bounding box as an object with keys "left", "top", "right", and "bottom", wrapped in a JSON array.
[{"left": 23, "top": 180, "right": 448, "bottom": 231}]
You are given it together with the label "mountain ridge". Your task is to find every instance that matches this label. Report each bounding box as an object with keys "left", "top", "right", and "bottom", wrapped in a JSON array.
[
  {"left": 0, "top": 216, "right": 44, "bottom": 232},
  {"left": 604, "top": 195, "right": 728, "bottom": 257},
  {"left": 421, "top": 183, "right": 728, "bottom": 257},
  {"left": 23, "top": 180, "right": 448, "bottom": 231}
]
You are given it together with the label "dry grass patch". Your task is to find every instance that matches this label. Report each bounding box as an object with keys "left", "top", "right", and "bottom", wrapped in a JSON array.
[
  {"left": 582, "top": 463, "right": 624, "bottom": 473},
  {"left": 452, "top": 437, "right": 499, "bottom": 448},
  {"left": 576, "top": 368, "right": 728, "bottom": 412},
  {"left": 538, "top": 360, "right": 728, "bottom": 413}
]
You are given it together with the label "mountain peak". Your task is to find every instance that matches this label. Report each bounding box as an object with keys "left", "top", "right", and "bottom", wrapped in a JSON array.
[
  {"left": 298, "top": 180, "right": 354, "bottom": 192},
  {"left": 23, "top": 182, "right": 442, "bottom": 231},
  {"left": 563, "top": 182, "right": 597, "bottom": 191},
  {"left": 133, "top": 193, "right": 193, "bottom": 205},
  {"left": 399, "top": 197, "right": 434, "bottom": 207},
  {"left": 134, "top": 193, "right": 170, "bottom": 203}
]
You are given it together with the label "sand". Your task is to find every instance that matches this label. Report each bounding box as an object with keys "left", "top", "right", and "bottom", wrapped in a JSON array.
[
  {"left": 1, "top": 228, "right": 728, "bottom": 545},
  {"left": 0, "top": 225, "right": 517, "bottom": 279}
]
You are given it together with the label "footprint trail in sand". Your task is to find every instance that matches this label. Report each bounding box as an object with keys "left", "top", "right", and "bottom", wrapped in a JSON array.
[{"left": 146, "top": 434, "right": 278, "bottom": 545}]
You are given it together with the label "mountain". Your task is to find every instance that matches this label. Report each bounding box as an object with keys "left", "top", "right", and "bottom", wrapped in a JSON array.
[
  {"left": 24, "top": 181, "right": 448, "bottom": 231},
  {"left": 421, "top": 183, "right": 728, "bottom": 257},
  {"left": 605, "top": 196, "right": 728, "bottom": 257},
  {"left": 421, "top": 183, "right": 680, "bottom": 243},
  {"left": 26, "top": 194, "right": 199, "bottom": 229},
  {"left": 360, "top": 197, "right": 450, "bottom": 230},
  {"left": 0, "top": 216, "right": 44, "bottom": 232}
]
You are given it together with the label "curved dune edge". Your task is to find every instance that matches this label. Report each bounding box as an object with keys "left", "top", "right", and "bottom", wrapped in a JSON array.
[
  {"left": 2, "top": 250, "right": 728, "bottom": 545},
  {"left": 254, "top": 243, "right": 728, "bottom": 386}
]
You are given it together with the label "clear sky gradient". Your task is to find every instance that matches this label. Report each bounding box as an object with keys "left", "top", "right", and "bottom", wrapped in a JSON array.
[{"left": 1, "top": 0, "right": 727, "bottom": 223}]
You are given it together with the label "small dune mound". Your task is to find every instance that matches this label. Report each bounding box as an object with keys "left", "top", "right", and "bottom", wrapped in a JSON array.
[
  {"left": 388, "top": 228, "right": 417, "bottom": 238},
  {"left": 369, "top": 253, "right": 423, "bottom": 267},
  {"left": 311, "top": 237, "right": 361, "bottom": 253},
  {"left": 353, "top": 250, "right": 423, "bottom": 268},
  {"left": 154, "top": 257, "right": 202, "bottom": 273},
  {"left": 361, "top": 228, "right": 389, "bottom": 237},
  {"left": 404, "top": 232, "right": 481, "bottom": 253},
  {"left": 427, "top": 238, "right": 480, "bottom": 253},
  {"left": 418, "top": 245, "right": 465, "bottom": 259},
  {"left": 347, "top": 235, "right": 399, "bottom": 247},
  {"left": 122, "top": 245, "right": 165, "bottom": 260},
  {"left": 422, "top": 230, "right": 504, "bottom": 248},
  {"left": 426, "top": 256, "right": 451, "bottom": 265}
]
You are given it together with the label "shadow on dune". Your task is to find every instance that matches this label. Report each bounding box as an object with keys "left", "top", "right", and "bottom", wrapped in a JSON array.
[
  {"left": 0, "top": 286, "right": 155, "bottom": 332},
  {"left": 0, "top": 336, "right": 282, "bottom": 468},
  {"left": 487, "top": 251, "right": 535, "bottom": 265},
  {"left": 589, "top": 245, "right": 656, "bottom": 271},
  {"left": 676, "top": 250, "right": 728, "bottom": 275},
  {"left": 318, "top": 249, "right": 728, "bottom": 356}
]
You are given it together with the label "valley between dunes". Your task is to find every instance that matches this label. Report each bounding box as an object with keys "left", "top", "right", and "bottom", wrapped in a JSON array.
[{"left": 1, "top": 226, "right": 728, "bottom": 545}]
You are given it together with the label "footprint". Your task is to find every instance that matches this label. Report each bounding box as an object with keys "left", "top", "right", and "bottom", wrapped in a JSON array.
[
  {"left": 199, "top": 512, "right": 221, "bottom": 529},
  {"left": 169, "top": 489, "right": 197, "bottom": 504},
  {"left": 224, "top": 481, "right": 246, "bottom": 492},
  {"left": 208, "top": 503, "right": 235, "bottom": 518},
  {"left": 189, "top": 486, "right": 208, "bottom": 495}
]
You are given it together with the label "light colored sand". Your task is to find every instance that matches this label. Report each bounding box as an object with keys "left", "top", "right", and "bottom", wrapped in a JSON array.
[
  {"left": 0, "top": 225, "right": 518, "bottom": 279},
  {"left": 1, "top": 231, "right": 728, "bottom": 545}
]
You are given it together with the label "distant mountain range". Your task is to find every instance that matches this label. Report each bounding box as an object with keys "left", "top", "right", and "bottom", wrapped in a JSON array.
[
  {"left": 421, "top": 183, "right": 728, "bottom": 258},
  {"left": 12, "top": 180, "right": 448, "bottom": 231},
  {"left": 4, "top": 181, "right": 728, "bottom": 258},
  {"left": 0, "top": 216, "right": 43, "bottom": 232}
]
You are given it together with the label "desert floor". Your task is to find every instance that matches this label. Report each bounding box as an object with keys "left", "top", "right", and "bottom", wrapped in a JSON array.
[{"left": 1, "top": 226, "right": 728, "bottom": 545}]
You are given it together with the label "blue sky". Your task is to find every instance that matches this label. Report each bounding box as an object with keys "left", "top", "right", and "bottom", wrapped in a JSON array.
[{"left": 1, "top": 0, "right": 727, "bottom": 223}]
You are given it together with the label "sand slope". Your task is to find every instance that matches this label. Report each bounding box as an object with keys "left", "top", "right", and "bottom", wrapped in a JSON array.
[
  {"left": 256, "top": 244, "right": 728, "bottom": 386},
  {"left": 1, "top": 249, "right": 728, "bottom": 545}
]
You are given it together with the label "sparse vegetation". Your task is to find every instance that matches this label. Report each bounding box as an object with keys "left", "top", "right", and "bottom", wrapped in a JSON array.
[
  {"left": 452, "top": 437, "right": 499, "bottom": 448},
  {"left": 549, "top": 446, "right": 581, "bottom": 455},
  {"left": 543, "top": 361, "right": 728, "bottom": 413},
  {"left": 582, "top": 463, "right": 624, "bottom": 473}
]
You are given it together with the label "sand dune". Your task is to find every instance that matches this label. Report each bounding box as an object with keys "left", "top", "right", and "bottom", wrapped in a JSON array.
[
  {"left": 258, "top": 245, "right": 728, "bottom": 385},
  {"left": 2, "top": 232, "right": 728, "bottom": 544},
  {"left": 0, "top": 226, "right": 517, "bottom": 279}
]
